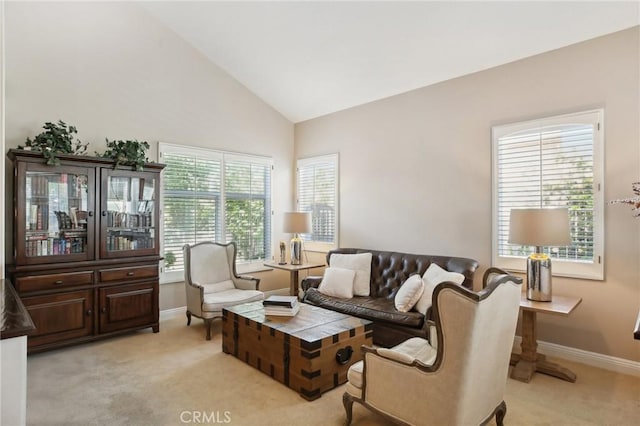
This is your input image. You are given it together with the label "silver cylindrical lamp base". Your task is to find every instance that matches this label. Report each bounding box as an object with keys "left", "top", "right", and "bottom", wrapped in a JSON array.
[{"left": 527, "top": 253, "right": 552, "bottom": 301}]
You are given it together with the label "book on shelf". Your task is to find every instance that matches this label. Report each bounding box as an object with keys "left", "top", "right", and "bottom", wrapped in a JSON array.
[
  {"left": 264, "top": 304, "right": 300, "bottom": 317},
  {"left": 263, "top": 295, "right": 299, "bottom": 308}
]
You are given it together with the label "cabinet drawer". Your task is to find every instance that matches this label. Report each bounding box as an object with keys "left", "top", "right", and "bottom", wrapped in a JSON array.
[
  {"left": 15, "top": 271, "right": 94, "bottom": 293},
  {"left": 99, "top": 265, "right": 158, "bottom": 282}
]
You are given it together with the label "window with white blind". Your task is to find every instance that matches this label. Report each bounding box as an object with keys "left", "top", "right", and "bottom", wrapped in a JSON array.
[
  {"left": 492, "top": 109, "right": 604, "bottom": 280},
  {"left": 159, "top": 143, "right": 272, "bottom": 283},
  {"left": 297, "top": 154, "right": 339, "bottom": 251}
]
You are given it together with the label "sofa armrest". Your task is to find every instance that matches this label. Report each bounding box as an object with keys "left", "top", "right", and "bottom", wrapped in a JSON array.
[{"left": 301, "top": 276, "right": 323, "bottom": 292}]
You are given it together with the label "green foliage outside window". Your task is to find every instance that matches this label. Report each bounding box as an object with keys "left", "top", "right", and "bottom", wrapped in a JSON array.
[
  {"left": 161, "top": 150, "right": 271, "bottom": 272},
  {"left": 542, "top": 158, "right": 594, "bottom": 261}
]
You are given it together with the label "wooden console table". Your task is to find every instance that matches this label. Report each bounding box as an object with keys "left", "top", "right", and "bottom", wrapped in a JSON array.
[
  {"left": 264, "top": 261, "right": 324, "bottom": 296},
  {"left": 510, "top": 294, "right": 582, "bottom": 383}
]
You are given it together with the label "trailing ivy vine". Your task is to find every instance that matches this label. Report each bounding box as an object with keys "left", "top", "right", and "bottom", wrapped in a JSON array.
[
  {"left": 98, "top": 139, "right": 150, "bottom": 171},
  {"left": 19, "top": 120, "right": 88, "bottom": 166}
]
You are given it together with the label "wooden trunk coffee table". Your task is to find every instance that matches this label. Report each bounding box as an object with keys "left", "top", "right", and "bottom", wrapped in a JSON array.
[{"left": 222, "top": 302, "right": 373, "bottom": 400}]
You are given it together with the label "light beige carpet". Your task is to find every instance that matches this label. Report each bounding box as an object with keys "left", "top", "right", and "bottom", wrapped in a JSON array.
[{"left": 27, "top": 313, "right": 639, "bottom": 425}]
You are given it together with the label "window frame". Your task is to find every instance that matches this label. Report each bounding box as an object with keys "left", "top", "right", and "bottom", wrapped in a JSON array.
[
  {"left": 491, "top": 109, "right": 604, "bottom": 280},
  {"left": 296, "top": 153, "right": 339, "bottom": 252},
  {"left": 159, "top": 143, "right": 273, "bottom": 284}
]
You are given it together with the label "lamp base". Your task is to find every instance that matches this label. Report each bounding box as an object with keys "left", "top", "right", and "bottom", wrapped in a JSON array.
[
  {"left": 290, "top": 235, "right": 302, "bottom": 265},
  {"left": 527, "top": 253, "right": 552, "bottom": 301}
]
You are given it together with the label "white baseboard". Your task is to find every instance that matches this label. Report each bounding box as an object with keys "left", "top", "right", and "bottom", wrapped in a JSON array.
[
  {"left": 513, "top": 336, "right": 640, "bottom": 378},
  {"left": 160, "top": 306, "right": 186, "bottom": 321}
]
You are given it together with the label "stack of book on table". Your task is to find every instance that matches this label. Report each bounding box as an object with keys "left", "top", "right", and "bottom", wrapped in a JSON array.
[{"left": 263, "top": 295, "right": 299, "bottom": 316}]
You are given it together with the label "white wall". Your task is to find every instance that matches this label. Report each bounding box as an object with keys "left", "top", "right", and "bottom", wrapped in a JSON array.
[
  {"left": 0, "top": 6, "right": 25, "bottom": 426},
  {"left": 3, "top": 2, "right": 296, "bottom": 308},
  {"left": 296, "top": 27, "right": 640, "bottom": 362}
]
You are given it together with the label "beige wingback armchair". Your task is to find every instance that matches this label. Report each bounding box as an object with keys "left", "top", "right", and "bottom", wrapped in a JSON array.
[
  {"left": 343, "top": 270, "right": 522, "bottom": 426},
  {"left": 183, "top": 242, "right": 264, "bottom": 340}
]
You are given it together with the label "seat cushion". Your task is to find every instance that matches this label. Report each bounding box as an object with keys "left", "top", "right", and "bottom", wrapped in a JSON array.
[
  {"left": 305, "top": 288, "right": 424, "bottom": 327},
  {"left": 347, "top": 360, "right": 364, "bottom": 389},
  {"left": 347, "top": 337, "right": 437, "bottom": 398},
  {"left": 345, "top": 381, "right": 362, "bottom": 398},
  {"left": 346, "top": 338, "right": 436, "bottom": 396},
  {"left": 202, "top": 289, "right": 264, "bottom": 312},
  {"left": 202, "top": 280, "right": 235, "bottom": 294},
  {"left": 386, "top": 337, "right": 437, "bottom": 365}
]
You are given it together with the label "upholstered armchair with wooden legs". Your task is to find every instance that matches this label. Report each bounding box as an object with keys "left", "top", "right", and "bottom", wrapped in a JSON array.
[
  {"left": 183, "top": 242, "right": 264, "bottom": 340},
  {"left": 343, "top": 270, "right": 522, "bottom": 426}
]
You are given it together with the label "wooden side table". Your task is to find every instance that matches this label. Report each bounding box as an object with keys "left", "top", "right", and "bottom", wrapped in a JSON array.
[
  {"left": 510, "top": 294, "right": 582, "bottom": 383},
  {"left": 264, "top": 261, "right": 324, "bottom": 296}
]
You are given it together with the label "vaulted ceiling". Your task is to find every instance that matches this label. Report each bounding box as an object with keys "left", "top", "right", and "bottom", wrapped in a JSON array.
[{"left": 142, "top": 1, "right": 640, "bottom": 123}]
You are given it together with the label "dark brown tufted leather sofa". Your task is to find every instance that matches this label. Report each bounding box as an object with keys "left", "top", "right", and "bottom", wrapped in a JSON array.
[{"left": 301, "top": 248, "right": 479, "bottom": 348}]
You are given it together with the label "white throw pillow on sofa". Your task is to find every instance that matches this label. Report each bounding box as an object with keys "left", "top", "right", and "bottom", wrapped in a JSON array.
[
  {"left": 413, "top": 263, "right": 465, "bottom": 315},
  {"left": 394, "top": 274, "right": 425, "bottom": 312},
  {"left": 329, "top": 253, "right": 372, "bottom": 296},
  {"left": 318, "top": 267, "right": 356, "bottom": 299}
]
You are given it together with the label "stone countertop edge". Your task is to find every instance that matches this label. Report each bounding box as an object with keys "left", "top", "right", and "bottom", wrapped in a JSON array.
[{"left": 1, "top": 279, "right": 36, "bottom": 340}]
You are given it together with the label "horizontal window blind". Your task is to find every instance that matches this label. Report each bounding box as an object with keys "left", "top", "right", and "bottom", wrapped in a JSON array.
[
  {"left": 159, "top": 144, "right": 272, "bottom": 281},
  {"left": 492, "top": 110, "right": 604, "bottom": 280},
  {"left": 224, "top": 155, "right": 272, "bottom": 263},
  {"left": 162, "top": 152, "right": 221, "bottom": 272},
  {"left": 297, "top": 154, "right": 338, "bottom": 244}
]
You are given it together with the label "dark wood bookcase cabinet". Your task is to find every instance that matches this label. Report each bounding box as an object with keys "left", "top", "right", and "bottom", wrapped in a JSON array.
[{"left": 7, "top": 149, "right": 165, "bottom": 353}]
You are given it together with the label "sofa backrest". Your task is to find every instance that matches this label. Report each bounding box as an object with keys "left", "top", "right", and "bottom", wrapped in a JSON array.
[{"left": 326, "top": 248, "right": 478, "bottom": 299}]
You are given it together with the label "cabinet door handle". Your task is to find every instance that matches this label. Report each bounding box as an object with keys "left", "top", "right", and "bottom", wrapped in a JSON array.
[
  {"left": 53, "top": 280, "right": 64, "bottom": 285},
  {"left": 88, "top": 211, "right": 94, "bottom": 217},
  {"left": 126, "top": 272, "right": 134, "bottom": 276},
  {"left": 101, "top": 307, "right": 107, "bottom": 314},
  {"left": 86, "top": 309, "right": 92, "bottom": 316},
  {"left": 101, "top": 211, "right": 107, "bottom": 217}
]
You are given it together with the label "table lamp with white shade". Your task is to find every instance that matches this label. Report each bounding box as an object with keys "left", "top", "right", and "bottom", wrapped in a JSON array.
[
  {"left": 508, "top": 208, "right": 571, "bottom": 301},
  {"left": 283, "top": 212, "right": 312, "bottom": 265}
]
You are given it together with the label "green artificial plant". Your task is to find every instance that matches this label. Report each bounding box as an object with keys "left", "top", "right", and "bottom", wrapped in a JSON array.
[
  {"left": 98, "top": 139, "right": 150, "bottom": 171},
  {"left": 19, "top": 120, "right": 88, "bottom": 166},
  {"left": 164, "top": 251, "right": 176, "bottom": 269}
]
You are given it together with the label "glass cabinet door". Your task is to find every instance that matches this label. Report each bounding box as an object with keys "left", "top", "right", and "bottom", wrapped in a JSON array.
[
  {"left": 17, "top": 163, "right": 95, "bottom": 264},
  {"left": 101, "top": 170, "right": 159, "bottom": 258}
]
